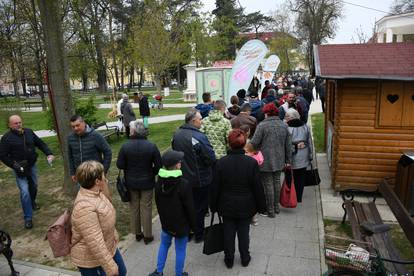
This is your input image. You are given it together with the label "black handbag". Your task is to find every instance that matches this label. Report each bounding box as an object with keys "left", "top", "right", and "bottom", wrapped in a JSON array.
[
  {"left": 202, "top": 212, "right": 224, "bottom": 255},
  {"left": 305, "top": 163, "right": 321, "bottom": 186},
  {"left": 116, "top": 170, "right": 130, "bottom": 202}
]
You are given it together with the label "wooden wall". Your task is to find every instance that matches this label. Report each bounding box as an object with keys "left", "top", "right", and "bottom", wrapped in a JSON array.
[{"left": 329, "top": 79, "right": 414, "bottom": 191}]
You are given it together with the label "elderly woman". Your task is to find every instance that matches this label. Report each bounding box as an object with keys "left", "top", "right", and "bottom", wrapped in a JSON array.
[
  {"left": 71, "top": 161, "right": 126, "bottom": 276},
  {"left": 116, "top": 120, "right": 162, "bottom": 244},
  {"left": 284, "top": 108, "right": 313, "bottom": 203},
  {"left": 250, "top": 103, "right": 291, "bottom": 217},
  {"left": 210, "top": 129, "right": 266, "bottom": 269},
  {"left": 120, "top": 93, "right": 136, "bottom": 138}
]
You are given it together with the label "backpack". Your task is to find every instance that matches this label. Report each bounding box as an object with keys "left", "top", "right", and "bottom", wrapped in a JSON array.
[{"left": 46, "top": 210, "right": 72, "bottom": 257}]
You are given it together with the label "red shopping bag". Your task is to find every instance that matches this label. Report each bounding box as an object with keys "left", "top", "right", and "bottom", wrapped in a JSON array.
[{"left": 279, "top": 168, "right": 297, "bottom": 208}]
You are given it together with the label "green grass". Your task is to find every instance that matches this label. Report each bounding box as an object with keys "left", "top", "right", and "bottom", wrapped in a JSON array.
[
  {"left": 311, "top": 112, "right": 325, "bottom": 153},
  {"left": 0, "top": 107, "right": 190, "bottom": 133},
  {"left": 0, "top": 119, "right": 183, "bottom": 269}
]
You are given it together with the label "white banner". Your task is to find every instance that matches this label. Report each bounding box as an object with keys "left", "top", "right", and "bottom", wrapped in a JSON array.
[
  {"left": 262, "top": 55, "right": 280, "bottom": 86},
  {"left": 228, "top": 39, "right": 268, "bottom": 103}
]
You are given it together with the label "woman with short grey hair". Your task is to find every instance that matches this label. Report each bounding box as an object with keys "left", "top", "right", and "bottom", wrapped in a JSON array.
[
  {"left": 120, "top": 94, "right": 136, "bottom": 138},
  {"left": 116, "top": 120, "right": 162, "bottom": 244},
  {"left": 284, "top": 108, "right": 313, "bottom": 203}
]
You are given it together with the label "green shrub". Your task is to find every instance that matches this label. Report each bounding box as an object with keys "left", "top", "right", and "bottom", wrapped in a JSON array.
[{"left": 47, "top": 96, "right": 98, "bottom": 130}]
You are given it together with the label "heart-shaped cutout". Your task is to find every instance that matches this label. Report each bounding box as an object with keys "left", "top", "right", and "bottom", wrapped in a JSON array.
[{"left": 387, "top": 94, "right": 399, "bottom": 104}]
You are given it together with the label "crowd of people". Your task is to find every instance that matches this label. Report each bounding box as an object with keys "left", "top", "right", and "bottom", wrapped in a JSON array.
[{"left": 0, "top": 74, "right": 320, "bottom": 276}]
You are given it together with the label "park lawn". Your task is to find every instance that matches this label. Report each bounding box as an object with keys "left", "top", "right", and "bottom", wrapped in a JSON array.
[
  {"left": 311, "top": 112, "right": 325, "bottom": 153},
  {"left": 0, "top": 120, "right": 183, "bottom": 270},
  {"left": 324, "top": 219, "right": 414, "bottom": 271},
  {"left": 0, "top": 107, "right": 190, "bottom": 133}
]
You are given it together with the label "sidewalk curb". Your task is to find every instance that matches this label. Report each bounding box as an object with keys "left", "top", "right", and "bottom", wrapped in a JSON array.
[{"left": 0, "top": 259, "right": 80, "bottom": 275}]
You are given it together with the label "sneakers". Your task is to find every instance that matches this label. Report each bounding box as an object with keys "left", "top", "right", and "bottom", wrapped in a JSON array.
[
  {"left": 144, "top": 236, "right": 154, "bottom": 245},
  {"left": 148, "top": 270, "right": 163, "bottom": 276},
  {"left": 251, "top": 214, "right": 259, "bottom": 226},
  {"left": 24, "top": 220, "right": 33, "bottom": 229},
  {"left": 136, "top": 233, "right": 144, "bottom": 242},
  {"left": 259, "top": 212, "right": 268, "bottom": 217}
]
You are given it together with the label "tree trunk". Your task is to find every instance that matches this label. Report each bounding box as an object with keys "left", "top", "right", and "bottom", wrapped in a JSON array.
[
  {"left": 11, "top": 59, "right": 20, "bottom": 99},
  {"left": 93, "top": 22, "right": 107, "bottom": 93},
  {"left": 38, "top": 0, "right": 75, "bottom": 195},
  {"left": 108, "top": 7, "right": 119, "bottom": 91},
  {"left": 177, "top": 63, "right": 181, "bottom": 91},
  {"left": 155, "top": 74, "right": 162, "bottom": 93},
  {"left": 139, "top": 66, "right": 143, "bottom": 89},
  {"left": 81, "top": 68, "right": 88, "bottom": 93},
  {"left": 120, "top": 59, "right": 124, "bottom": 90},
  {"left": 128, "top": 65, "right": 134, "bottom": 89}
]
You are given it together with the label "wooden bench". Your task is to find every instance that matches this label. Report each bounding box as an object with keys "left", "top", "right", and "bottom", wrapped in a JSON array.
[
  {"left": 341, "top": 179, "right": 414, "bottom": 275},
  {"left": 93, "top": 122, "right": 119, "bottom": 141},
  {"left": 0, "top": 230, "right": 19, "bottom": 276},
  {"left": 23, "top": 101, "right": 43, "bottom": 110}
]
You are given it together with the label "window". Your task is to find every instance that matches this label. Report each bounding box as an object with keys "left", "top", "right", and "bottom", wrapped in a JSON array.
[{"left": 378, "top": 81, "right": 414, "bottom": 127}]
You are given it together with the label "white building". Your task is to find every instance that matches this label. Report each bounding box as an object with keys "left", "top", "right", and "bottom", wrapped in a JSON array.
[{"left": 376, "top": 11, "right": 414, "bottom": 43}]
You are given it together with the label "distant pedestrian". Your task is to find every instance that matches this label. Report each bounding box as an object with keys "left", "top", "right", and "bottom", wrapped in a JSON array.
[
  {"left": 149, "top": 150, "right": 196, "bottom": 276},
  {"left": 210, "top": 129, "right": 266, "bottom": 269},
  {"left": 248, "top": 92, "right": 264, "bottom": 122},
  {"left": 250, "top": 103, "right": 291, "bottom": 217},
  {"left": 318, "top": 79, "right": 326, "bottom": 113},
  {"left": 116, "top": 120, "right": 162, "bottom": 244},
  {"left": 0, "top": 115, "right": 54, "bottom": 229},
  {"left": 138, "top": 92, "right": 150, "bottom": 128},
  {"left": 120, "top": 93, "right": 136, "bottom": 138},
  {"left": 71, "top": 161, "right": 126, "bottom": 276},
  {"left": 201, "top": 100, "right": 232, "bottom": 159},
  {"left": 284, "top": 108, "right": 313, "bottom": 203},
  {"left": 237, "top": 89, "right": 247, "bottom": 106},
  {"left": 195, "top": 92, "right": 214, "bottom": 119},
  {"left": 227, "top": 95, "right": 240, "bottom": 118},
  {"left": 172, "top": 109, "right": 215, "bottom": 243}
]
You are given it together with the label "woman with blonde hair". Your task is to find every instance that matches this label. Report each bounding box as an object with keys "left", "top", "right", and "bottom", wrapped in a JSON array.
[{"left": 71, "top": 160, "right": 126, "bottom": 276}]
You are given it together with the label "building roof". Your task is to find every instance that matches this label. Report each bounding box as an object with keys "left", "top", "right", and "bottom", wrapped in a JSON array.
[{"left": 314, "top": 42, "right": 414, "bottom": 80}]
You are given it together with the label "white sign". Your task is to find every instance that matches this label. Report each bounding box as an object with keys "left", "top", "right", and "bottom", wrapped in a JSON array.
[
  {"left": 228, "top": 39, "right": 268, "bottom": 104},
  {"left": 262, "top": 55, "right": 280, "bottom": 85}
]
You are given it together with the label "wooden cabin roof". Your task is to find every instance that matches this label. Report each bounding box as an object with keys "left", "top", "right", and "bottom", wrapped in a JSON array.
[{"left": 314, "top": 42, "right": 414, "bottom": 80}]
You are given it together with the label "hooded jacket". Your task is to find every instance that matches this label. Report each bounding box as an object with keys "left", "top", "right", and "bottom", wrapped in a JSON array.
[
  {"left": 287, "top": 119, "right": 313, "bottom": 169},
  {"left": 200, "top": 110, "right": 232, "bottom": 159},
  {"left": 172, "top": 123, "right": 215, "bottom": 188},
  {"left": 155, "top": 169, "right": 196, "bottom": 237},
  {"left": 67, "top": 126, "right": 112, "bottom": 175},
  {"left": 194, "top": 103, "right": 213, "bottom": 119},
  {"left": 120, "top": 100, "right": 136, "bottom": 127},
  {"left": 0, "top": 128, "right": 52, "bottom": 174}
]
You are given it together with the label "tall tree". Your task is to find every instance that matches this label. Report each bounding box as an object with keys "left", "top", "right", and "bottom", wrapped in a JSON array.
[
  {"left": 290, "top": 0, "right": 343, "bottom": 75},
  {"left": 38, "top": 0, "right": 75, "bottom": 194},
  {"left": 390, "top": 0, "right": 414, "bottom": 13},
  {"left": 242, "top": 11, "right": 274, "bottom": 37},
  {"left": 212, "top": 0, "right": 244, "bottom": 60}
]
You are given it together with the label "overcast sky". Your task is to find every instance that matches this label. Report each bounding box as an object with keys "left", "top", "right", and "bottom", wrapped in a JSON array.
[{"left": 201, "top": 0, "right": 394, "bottom": 44}]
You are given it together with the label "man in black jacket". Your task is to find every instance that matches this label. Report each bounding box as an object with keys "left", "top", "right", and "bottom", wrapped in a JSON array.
[
  {"left": 150, "top": 150, "right": 195, "bottom": 276},
  {"left": 0, "top": 115, "right": 54, "bottom": 229},
  {"left": 67, "top": 115, "right": 112, "bottom": 187},
  {"left": 172, "top": 109, "right": 215, "bottom": 243}
]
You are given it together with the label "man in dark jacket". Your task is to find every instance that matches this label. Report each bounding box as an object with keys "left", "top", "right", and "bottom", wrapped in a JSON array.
[
  {"left": 120, "top": 93, "right": 136, "bottom": 138},
  {"left": 150, "top": 150, "right": 195, "bottom": 276},
  {"left": 117, "top": 120, "right": 161, "bottom": 244},
  {"left": 195, "top": 92, "right": 214, "bottom": 119},
  {"left": 0, "top": 115, "right": 54, "bottom": 229},
  {"left": 67, "top": 115, "right": 112, "bottom": 184},
  {"left": 230, "top": 103, "right": 257, "bottom": 138},
  {"left": 138, "top": 92, "right": 150, "bottom": 128},
  {"left": 172, "top": 108, "right": 215, "bottom": 243}
]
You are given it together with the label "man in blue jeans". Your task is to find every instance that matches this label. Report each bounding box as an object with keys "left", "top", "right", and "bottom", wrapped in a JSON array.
[
  {"left": 149, "top": 150, "right": 196, "bottom": 276},
  {"left": 0, "top": 115, "right": 54, "bottom": 229}
]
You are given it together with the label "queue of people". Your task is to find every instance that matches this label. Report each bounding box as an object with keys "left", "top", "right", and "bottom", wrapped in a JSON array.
[{"left": 0, "top": 79, "right": 316, "bottom": 276}]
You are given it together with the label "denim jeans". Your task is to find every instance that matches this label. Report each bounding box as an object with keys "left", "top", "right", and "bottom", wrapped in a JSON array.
[
  {"left": 78, "top": 249, "right": 126, "bottom": 276},
  {"left": 14, "top": 165, "right": 37, "bottom": 222},
  {"left": 156, "top": 230, "right": 188, "bottom": 276}
]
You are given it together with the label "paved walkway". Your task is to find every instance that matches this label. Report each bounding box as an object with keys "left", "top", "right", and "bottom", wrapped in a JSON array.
[{"left": 0, "top": 259, "right": 78, "bottom": 276}]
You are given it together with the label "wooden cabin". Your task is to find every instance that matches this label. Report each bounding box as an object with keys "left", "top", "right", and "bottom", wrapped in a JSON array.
[{"left": 314, "top": 42, "right": 414, "bottom": 191}]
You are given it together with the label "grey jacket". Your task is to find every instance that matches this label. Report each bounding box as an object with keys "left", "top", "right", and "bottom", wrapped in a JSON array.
[
  {"left": 67, "top": 126, "right": 112, "bottom": 175},
  {"left": 120, "top": 100, "right": 136, "bottom": 127},
  {"left": 250, "top": 116, "right": 292, "bottom": 172},
  {"left": 287, "top": 119, "right": 313, "bottom": 169}
]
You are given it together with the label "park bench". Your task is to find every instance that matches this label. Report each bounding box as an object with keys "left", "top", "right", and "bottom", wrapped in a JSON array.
[
  {"left": 93, "top": 122, "right": 119, "bottom": 141},
  {"left": 23, "top": 101, "right": 43, "bottom": 110},
  {"left": 341, "top": 179, "right": 414, "bottom": 275},
  {"left": 0, "top": 230, "right": 19, "bottom": 276}
]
